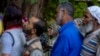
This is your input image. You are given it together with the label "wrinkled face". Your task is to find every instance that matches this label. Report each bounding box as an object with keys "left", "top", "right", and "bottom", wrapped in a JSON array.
[
  {"left": 83, "top": 10, "right": 93, "bottom": 25},
  {"left": 56, "top": 7, "right": 63, "bottom": 25},
  {"left": 22, "top": 18, "right": 33, "bottom": 35},
  {"left": 47, "top": 27, "right": 55, "bottom": 36},
  {"left": 23, "top": 17, "right": 39, "bottom": 35},
  {"left": 82, "top": 10, "right": 94, "bottom": 33}
]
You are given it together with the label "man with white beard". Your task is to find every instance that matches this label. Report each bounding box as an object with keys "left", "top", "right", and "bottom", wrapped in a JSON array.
[
  {"left": 74, "top": 18, "right": 94, "bottom": 37},
  {"left": 80, "top": 6, "right": 100, "bottom": 56}
]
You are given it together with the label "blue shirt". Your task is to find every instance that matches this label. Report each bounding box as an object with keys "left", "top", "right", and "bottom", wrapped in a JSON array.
[{"left": 51, "top": 21, "right": 83, "bottom": 56}]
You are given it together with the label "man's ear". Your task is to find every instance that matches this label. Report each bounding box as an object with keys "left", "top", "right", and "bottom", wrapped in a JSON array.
[
  {"left": 32, "top": 29, "right": 36, "bottom": 34},
  {"left": 62, "top": 10, "right": 66, "bottom": 17}
]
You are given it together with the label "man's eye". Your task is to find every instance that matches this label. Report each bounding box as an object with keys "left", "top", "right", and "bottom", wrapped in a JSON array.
[
  {"left": 55, "top": 11, "right": 57, "bottom": 13},
  {"left": 84, "top": 15, "right": 88, "bottom": 18}
]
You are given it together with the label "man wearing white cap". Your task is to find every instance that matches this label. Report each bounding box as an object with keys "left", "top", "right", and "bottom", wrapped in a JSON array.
[{"left": 80, "top": 6, "right": 100, "bottom": 56}]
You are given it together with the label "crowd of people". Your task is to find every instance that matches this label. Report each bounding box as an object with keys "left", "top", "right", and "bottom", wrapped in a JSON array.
[{"left": 0, "top": 2, "right": 100, "bottom": 56}]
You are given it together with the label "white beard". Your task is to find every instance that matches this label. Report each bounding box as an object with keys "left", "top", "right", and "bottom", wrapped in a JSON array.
[
  {"left": 85, "top": 22, "right": 93, "bottom": 33},
  {"left": 80, "top": 21, "right": 93, "bottom": 36}
]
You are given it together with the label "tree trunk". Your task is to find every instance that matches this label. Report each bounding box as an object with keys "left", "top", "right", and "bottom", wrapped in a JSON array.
[
  {"left": 6, "top": 0, "right": 47, "bottom": 19},
  {"left": 7, "top": 0, "right": 23, "bottom": 8},
  {"left": 23, "top": 0, "right": 47, "bottom": 19}
]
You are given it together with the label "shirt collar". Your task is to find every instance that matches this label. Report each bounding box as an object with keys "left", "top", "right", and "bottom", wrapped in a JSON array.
[
  {"left": 5, "top": 25, "right": 21, "bottom": 31},
  {"left": 59, "top": 20, "right": 74, "bottom": 33},
  {"left": 26, "top": 37, "right": 39, "bottom": 45}
]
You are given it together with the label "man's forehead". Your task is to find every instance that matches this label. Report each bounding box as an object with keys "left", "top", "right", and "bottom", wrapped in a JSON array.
[
  {"left": 29, "top": 17, "right": 40, "bottom": 23},
  {"left": 56, "top": 7, "right": 60, "bottom": 11},
  {"left": 85, "top": 9, "right": 91, "bottom": 14},
  {"left": 56, "top": 6, "right": 66, "bottom": 12}
]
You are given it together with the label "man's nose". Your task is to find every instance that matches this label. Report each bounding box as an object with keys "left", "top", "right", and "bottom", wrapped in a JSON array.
[{"left": 23, "top": 21, "right": 28, "bottom": 26}]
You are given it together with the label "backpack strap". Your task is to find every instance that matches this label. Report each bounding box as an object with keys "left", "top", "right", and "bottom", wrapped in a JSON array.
[
  {"left": 23, "top": 46, "right": 43, "bottom": 56},
  {"left": 28, "top": 38, "right": 40, "bottom": 46},
  {"left": 24, "top": 38, "right": 40, "bottom": 48},
  {"left": 27, "top": 46, "right": 43, "bottom": 56},
  {"left": 6, "top": 32, "right": 15, "bottom": 47},
  {"left": 24, "top": 38, "right": 43, "bottom": 56},
  {"left": 28, "top": 46, "right": 43, "bottom": 53}
]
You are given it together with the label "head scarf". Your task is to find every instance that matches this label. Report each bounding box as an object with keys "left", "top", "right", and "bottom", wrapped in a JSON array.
[{"left": 88, "top": 6, "right": 100, "bottom": 24}]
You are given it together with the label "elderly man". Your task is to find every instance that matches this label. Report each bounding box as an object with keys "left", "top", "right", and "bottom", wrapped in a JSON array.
[
  {"left": 80, "top": 6, "right": 100, "bottom": 56},
  {"left": 50, "top": 2, "right": 83, "bottom": 56},
  {"left": 74, "top": 18, "right": 92, "bottom": 36},
  {"left": 23, "top": 17, "right": 45, "bottom": 56}
]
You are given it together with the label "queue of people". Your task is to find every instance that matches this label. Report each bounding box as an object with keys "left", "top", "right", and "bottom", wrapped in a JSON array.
[{"left": 1, "top": 2, "right": 100, "bottom": 56}]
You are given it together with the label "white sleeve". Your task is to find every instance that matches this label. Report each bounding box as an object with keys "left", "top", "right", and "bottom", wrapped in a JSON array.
[
  {"left": 30, "top": 50, "right": 43, "bottom": 56},
  {"left": 1, "top": 32, "right": 13, "bottom": 54}
]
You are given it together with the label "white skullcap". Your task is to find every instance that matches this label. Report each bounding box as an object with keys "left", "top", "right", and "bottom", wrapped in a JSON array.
[{"left": 88, "top": 6, "right": 100, "bottom": 24}]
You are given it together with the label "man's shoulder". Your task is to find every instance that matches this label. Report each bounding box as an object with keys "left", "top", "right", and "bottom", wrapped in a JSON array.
[
  {"left": 30, "top": 49, "right": 43, "bottom": 56},
  {"left": 4, "top": 28, "right": 22, "bottom": 33},
  {"left": 60, "top": 25, "right": 81, "bottom": 38},
  {"left": 62, "top": 25, "right": 78, "bottom": 33},
  {"left": 3, "top": 28, "right": 26, "bottom": 42}
]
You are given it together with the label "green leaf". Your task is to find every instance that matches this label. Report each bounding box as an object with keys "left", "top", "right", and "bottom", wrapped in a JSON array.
[
  {"left": 59, "top": 0, "right": 69, "bottom": 3},
  {"left": 31, "top": 0, "right": 37, "bottom": 5}
]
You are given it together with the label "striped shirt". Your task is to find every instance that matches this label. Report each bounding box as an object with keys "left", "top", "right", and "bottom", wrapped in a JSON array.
[{"left": 80, "top": 29, "right": 100, "bottom": 56}]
